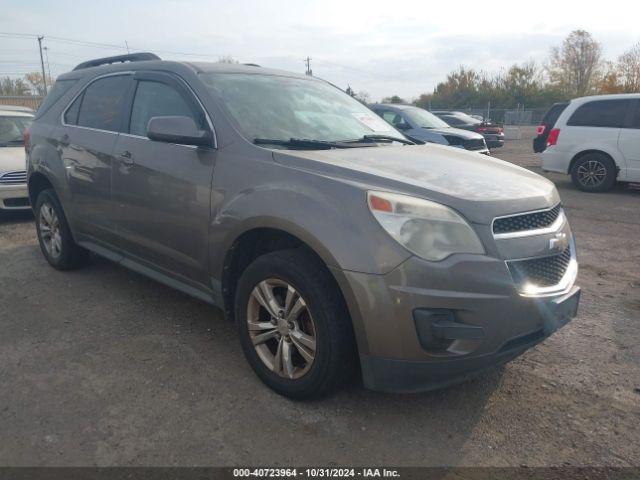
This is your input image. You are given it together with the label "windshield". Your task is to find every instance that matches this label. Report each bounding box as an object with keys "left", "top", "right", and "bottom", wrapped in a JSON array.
[
  {"left": 0, "top": 115, "right": 33, "bottom": 146},
  {"left": 402, "top": 107, "right": 450, "bottom": 129},
  {"left": 200, "top": 73, "right": 399, "bottom": 145}
]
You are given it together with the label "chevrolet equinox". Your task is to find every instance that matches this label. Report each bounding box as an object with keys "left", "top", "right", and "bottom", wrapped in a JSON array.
[{"left": 26, "top": 53, "right": 580, "bottom": 399}]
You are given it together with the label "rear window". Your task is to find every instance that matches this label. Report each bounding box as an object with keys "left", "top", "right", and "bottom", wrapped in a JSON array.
[
  {"left": 541, "top": 102, "right": 568, "bottom": 126},
  {"left": 567, "top": 99, "right": 630, "bottom": 128},
  {"left": 35, "top": 79, "right": 77, "bottom": 117},
  {"left": 76, "top": 75, "right": 131, "bottom": 132}
]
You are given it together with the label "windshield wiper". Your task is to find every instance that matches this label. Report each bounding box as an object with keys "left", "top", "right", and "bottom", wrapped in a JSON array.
[
  {"left": 254, "top": 138, "right": 359, "bottom": 150},
  {"left": 355, "top": 134, "right": 416, "bottom": 145}
]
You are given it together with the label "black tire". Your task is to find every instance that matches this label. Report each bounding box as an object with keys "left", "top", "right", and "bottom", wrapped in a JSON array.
[
  {"left": 571, "top": 153, "right": 617, "bottom": 192},
  {"left": 235, "top": 248, "right": 357, "bottom": 399},
  {"left": 34, "top": 189, "right": 88, "bottom": 270}
]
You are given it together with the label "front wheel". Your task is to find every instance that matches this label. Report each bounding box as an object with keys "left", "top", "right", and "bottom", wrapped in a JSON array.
[
  {"left": 235, "top": 249, "right": 357, "bottom": 399},
  {"left": 571, "top": 153, "right": 617, "bottom": 192}
]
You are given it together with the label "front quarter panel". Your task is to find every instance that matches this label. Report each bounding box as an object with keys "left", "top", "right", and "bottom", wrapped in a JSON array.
[{"left": 208, "top": 147, "right": 412, "bottom": 280}]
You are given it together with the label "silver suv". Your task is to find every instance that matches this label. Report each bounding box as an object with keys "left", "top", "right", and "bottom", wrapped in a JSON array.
[{"left": 27, "top": 53, "right": 580, "bottom": 398}]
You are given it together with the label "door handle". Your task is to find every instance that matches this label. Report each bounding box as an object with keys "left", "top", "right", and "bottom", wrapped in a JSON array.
[{"left": 119, "top": 150, "right": 134, "bottom": 167}]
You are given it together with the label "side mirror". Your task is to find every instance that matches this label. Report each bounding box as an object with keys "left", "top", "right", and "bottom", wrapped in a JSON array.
[
  {"left": 147, "top": 116, "right": 212, "bottom": 147},
  {"left": 396, "top": 123, "right": 411, "bottom": 131}
]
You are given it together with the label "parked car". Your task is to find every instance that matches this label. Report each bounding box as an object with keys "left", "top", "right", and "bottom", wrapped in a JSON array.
[
  {"left": 541, "top": 94, "right": 640, "bottom": 192},
  {"left": 533, "top": 102, "right": 569, "bottom": 153},
  {"left": 432, "top": 110, "right": 505, "bottom": 148},
  {"left": 0, "top": 107, "right": 33, "bottom": 211},
  {"left": 27, "top": 53, "right": 580, "bottom": 399},
  {"left": 371, "top": 104, "right": 489, "bottom": 154}
]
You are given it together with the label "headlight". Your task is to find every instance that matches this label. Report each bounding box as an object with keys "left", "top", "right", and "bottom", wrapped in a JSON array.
[{"left": 367, "top": 191, "right": 484, "bottom": 261}]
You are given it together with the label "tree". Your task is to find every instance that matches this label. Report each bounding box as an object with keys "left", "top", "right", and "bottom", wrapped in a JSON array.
[
  {"left": 23, "top": 72, "right": 52, "bottom": 96},
  {"left": 381, "top": 95, "right": 406, "bottom": 104},
  {"left": 617, "top": 43, "right": 640, "bottom": 92},
  {"left": 547, "top": 30, "right": 603, "bottom": 97},
  {"left": 0, "top": 77, "right": 30, "bottom": 96},
  {"left": 355, "top": 91, "right": 371, "bottom": 105},
  {"left": 599, "top": 61, "right": 625, "bottom": 94},
  {"left": 217, "top": 55, "right": 239, "bottom": 64}
]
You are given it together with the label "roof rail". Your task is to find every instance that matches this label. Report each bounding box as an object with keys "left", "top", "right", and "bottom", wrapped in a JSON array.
[{"left": 73, "top": 52, "right": 161, "bottom": 71}]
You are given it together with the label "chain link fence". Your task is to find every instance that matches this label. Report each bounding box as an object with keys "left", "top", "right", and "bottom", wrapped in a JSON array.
[
  {"left": 0, "top": 96, "right": 44, "bottom": 111},
  {"left": 446, "top": 107, "right": 550, "bottom": 126}
]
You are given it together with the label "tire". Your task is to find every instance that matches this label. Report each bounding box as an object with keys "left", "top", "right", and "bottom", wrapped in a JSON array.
[
  {"left": 235, "top": 248, "right": 357, "bottom": 399},
  {"left": 571, "top": 153, "right": 617, "bottom": 192},
  {"left": 34, "top": 189, "right": 88, "bottom": 270}
]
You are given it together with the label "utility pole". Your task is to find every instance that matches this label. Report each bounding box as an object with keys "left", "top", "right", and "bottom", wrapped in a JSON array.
[
  {"left": 43, "top": 46, "right": 52, "bottom": 83},
  {"left": 304, "top": 56, "right": 312, "bottom": 76},
  {"left": 125, "top": 40, "right": 130, "bottom": 54},
  {"left": 37, "top": 36, "right": 47, "bottom": 95}
]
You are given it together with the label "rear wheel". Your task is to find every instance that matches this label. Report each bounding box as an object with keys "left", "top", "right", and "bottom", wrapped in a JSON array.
[
  {"left": 235, "top": 249, "right": 357, "bottom": 399},
  {"left": 571, "top": 153, "right": 617, "bottom": 192},
  {"left": 35, "top": 189, "right": 88, "bottom": 270}
]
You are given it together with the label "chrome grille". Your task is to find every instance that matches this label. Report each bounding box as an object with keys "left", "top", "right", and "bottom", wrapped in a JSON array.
[
  {"left": 493, "top": 204, "right": 561, "bottom": 235},
  {"left": 0, "top": 170, "right": 27, "bottom": 185},
  {"left": 507, "top": 246, "right": 572, "bottom": 289}
]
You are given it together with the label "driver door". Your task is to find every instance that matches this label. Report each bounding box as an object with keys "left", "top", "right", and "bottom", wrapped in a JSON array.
[{"left": 111, "top": 71, "right": 216, "bottom": 289}]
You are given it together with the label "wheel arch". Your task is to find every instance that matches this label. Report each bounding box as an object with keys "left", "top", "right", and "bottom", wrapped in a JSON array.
[
  {"left": 220, "top": 224, "right": 343, "bottom": 320},
  {"left": 27, "top": 171, "right": 56, "bottom": 207},
  {"left": 568, "top": 149, "right": 620, "bottom": 176}
]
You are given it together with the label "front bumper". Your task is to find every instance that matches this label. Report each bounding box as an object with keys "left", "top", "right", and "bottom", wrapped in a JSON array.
[
  {"left": 343, "top": 252, "right": 580, "bottom": 393},
  {"left": 0, "top": 184, "right": 30, "bottom": 210}
]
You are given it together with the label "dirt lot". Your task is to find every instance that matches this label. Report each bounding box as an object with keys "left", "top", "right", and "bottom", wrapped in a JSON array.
[{"left": 0, "top": 132, "right": 638, "bottom": 467}]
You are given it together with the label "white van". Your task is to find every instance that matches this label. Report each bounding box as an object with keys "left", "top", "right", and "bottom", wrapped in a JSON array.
[{"left": 541, "top": 94, "right": 640, "bottom": 192}]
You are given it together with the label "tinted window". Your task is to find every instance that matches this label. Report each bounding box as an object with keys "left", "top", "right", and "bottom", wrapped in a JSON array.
[
  {"left": 567, "top": 99, "right": 630, "bottom": 128},
  {"left": 379, "top": 110, "right": 405, "bottom": 127},
  {"left": 632, "top": 101, "right": 640, "bottom": 129},
  {"left": 77, "top": 75, "right": 130, "bottom": 132},
  {"left": 64, "top": 95, "right": 82, "bottom": 125},
  {"left": 541, "top": 102, "right": 569, "bottom": 126},
  {"left": 129, "top": 81, "right": 199, "bottom": 137},
  {"left": 441, "top": 115, "right": 464, "bottom": 126},
  {"left": 36, "top": 79, "right": 77, "bottom": 117}
]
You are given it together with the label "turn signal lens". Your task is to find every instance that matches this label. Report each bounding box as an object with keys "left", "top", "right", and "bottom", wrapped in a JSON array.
[{"left": 368, "top": 194, "right": 393, "bottom": 213}]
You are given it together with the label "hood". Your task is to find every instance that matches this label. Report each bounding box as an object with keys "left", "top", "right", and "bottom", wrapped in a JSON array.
[
  {"left": 0, "top": 146, "right": 26, "bottom": 174},
  {"left": 274, "top": 143, "right": 558, "bottom": 225},
  {"left": 423, "top": 126, "right": 483, "bottom": 140}
]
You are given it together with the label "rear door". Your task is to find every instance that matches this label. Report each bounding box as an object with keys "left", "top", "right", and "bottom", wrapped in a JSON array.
[
  {"left": 58, "top": 73, "right": 133, "bottom": 247},
  {"left": 618, "top": 99, "right": 640, "bottom": 181},
  {"left": 111, "top": 71, "right": 216, "bottom": 288}
]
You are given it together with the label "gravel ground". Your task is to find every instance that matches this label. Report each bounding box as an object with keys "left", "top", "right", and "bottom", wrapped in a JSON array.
[{"left": 0, "top": 133, "right": 638, "bottom": 467}]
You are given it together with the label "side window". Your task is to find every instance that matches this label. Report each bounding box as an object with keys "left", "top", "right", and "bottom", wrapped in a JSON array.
[
  {"left": 64, "top": 95, "right": 82, "bottom": 125},
  {"left": 443, "top": 116, "right": 462, "bottom": 126},
  {"left": 129, "top": 81, "right": 201, "bottom": 137},
  {"left": 77, "top": 75, "right": 131, "bottom": 132},
  {"left": 380, "top": 111, "right": 402, "bottom": 126},
  {"left": 567, "top": 99, "right": 630, "bottom": 128},
  {"left": 632, "top": 101, "right": 640, "bottom": 129}
]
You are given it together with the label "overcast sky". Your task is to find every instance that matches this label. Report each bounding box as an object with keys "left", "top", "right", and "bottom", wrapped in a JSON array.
[{"left": 1, "top": 0, "right": 639, "bottom": 100}]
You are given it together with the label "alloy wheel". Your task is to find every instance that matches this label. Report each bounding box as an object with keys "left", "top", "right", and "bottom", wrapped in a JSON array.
[
  {"left": 39, "top": 203, "right": 62, "bottom": 259},
  {"left": 576, "top": 160, "right": 607, "bottom": 188},
  {"left": 247, "top": 278, "right": 317, "bottom": 379}
]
